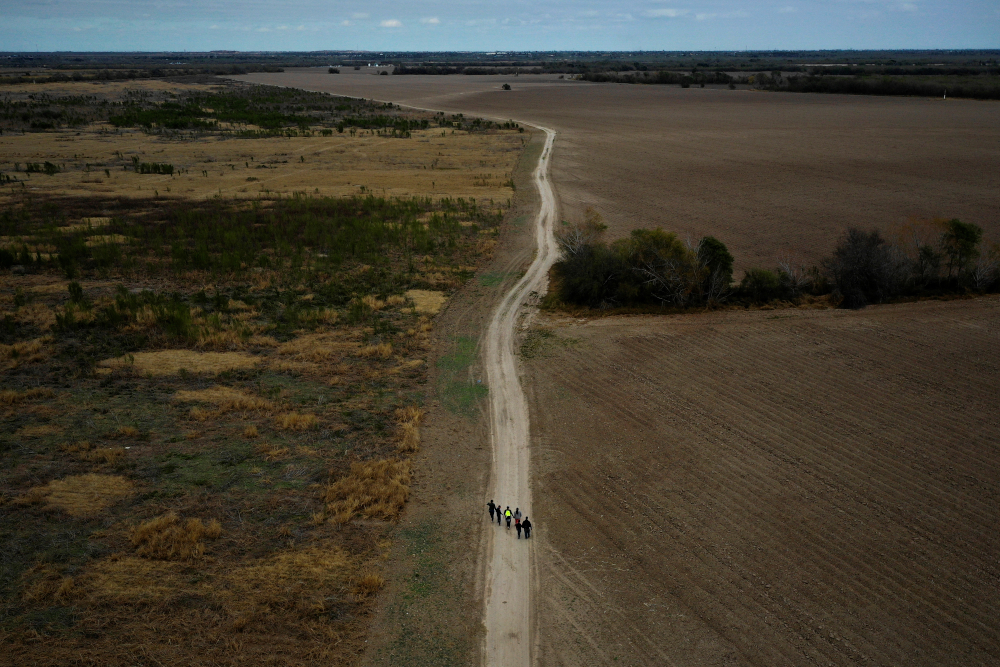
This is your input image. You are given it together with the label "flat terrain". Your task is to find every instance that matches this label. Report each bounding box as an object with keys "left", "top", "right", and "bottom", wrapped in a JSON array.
[
  {"left": 240, "top": 68, "right": 1000, "bottom": 272},
  {"left": 524, "top": 298, "right": 1000, "bottom": 666},
  {"left": 242, "top": 69, "right": 1000, "bottom": 667}
]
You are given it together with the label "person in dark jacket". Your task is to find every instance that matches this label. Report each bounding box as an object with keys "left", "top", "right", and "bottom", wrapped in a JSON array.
[
  {"left": 515, "top": 515, "right": 522, "bottom": 538},
  {"left": 487, "top": 499, "right": 497, "bottom": 523},
  {"left": 521, "top": 517, "right": 532, "bottom": 539}
]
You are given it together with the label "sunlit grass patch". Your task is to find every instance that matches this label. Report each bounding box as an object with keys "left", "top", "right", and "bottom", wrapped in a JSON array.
[
  {"left": 18, "top": 473, "right": 134, "bottom": 516},
  {"left": 394, "top": 405, "right": 425, "bottom": 453},
  {"left": 0, "top": 387, "right": 55, "bottom": 405},
  {"left": 131, "top": 512, "right": 222, "bottom": 560},
  {"left": 406, "top": 289, "right": 447, "bottom": 314},
  {"left": 173, "top": 386, "right": 273, "bottom": 415},
  {"left": 324, "top": 458, "right": 412, "bottom": 524},
  {"left": 275, "top": 412, "right": 318, "bottom": 431},
  {"left": 99, "top": 349, "right": 259, "bottom": 375}
]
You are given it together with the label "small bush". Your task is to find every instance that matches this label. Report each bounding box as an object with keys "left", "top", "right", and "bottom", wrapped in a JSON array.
[
  {"left": 823, "top": 228, "right": 909, "bottom": 308},
  {"left": 740, "top": 268, "right": 781, "bottom": 303}
]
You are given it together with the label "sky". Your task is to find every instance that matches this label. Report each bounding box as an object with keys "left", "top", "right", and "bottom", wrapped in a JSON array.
[{"left": 0, "top": 0, "right": 997, "bottom": 52}]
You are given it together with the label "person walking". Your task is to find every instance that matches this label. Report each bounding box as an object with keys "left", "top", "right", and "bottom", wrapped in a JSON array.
[
  {"left": 496, "top": 503, "right": 502, "bottom": 525},
  {"left": 513, "top": 507, "right": 522, "bottom": 523},
  {"left": 504, "top": 506, "right": 512, "bottom": 529},
  {"left": 515, "top": 515, "right": 522, "bottom": 539},
  {"left": 522, "top": 516, "right": 532, "bottom": 539},
  {"left": 487, "top": 499, "right": 496, "bottom": 523}
]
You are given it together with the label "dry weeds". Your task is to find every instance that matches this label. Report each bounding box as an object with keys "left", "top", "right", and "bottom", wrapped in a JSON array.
[
  {"left": 131, "top": 512, "right": 222, "bottom": 560},
  {"left": 254, "top": 442, "right": 291, "bottom": 461},
  {"left": 275, "top": 412, "right": 319, "bottom": 431},
  {"left": 0, "top": 336, "right": 51, "bottom": 369},
  {"left": 0, "top": 387, "right": 55, "bottom": 405},
  {"left": 99, "top": 349, "right": 259, "bottom": 375},
  {"left": 406, "top": 289, "right": 447, "bottom": 314},
  {"left": 395, "top": 405, "right": 426, "bottom": 453},
  {"left": 359, "top": 342, "right": 393, "bottom": 359},
  {"left": 173, "top": 386, "right": 273, "bottom": 416},
  {"left": 19, "top": 473, "right": 134, "bottom": 517},
  {"left": 324, "top": 458, "right": 412, "bottom": 524}
]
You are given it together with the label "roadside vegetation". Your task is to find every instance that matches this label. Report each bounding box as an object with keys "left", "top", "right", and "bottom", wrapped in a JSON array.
[
  {"left": 548, "top": 210, "right": 998, "bottom": 311},
  {"left": 0, "top": 181, "right": 508, "bottom": 659}
]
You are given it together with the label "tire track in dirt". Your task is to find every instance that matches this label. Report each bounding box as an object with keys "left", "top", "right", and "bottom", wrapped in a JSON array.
[{"left": 483, "top": 126, "right": 557, "bottom": 667}]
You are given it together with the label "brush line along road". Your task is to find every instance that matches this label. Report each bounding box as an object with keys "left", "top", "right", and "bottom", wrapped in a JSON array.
[{"left": 484, "top": 126, "right": 557, "bottom": 667}]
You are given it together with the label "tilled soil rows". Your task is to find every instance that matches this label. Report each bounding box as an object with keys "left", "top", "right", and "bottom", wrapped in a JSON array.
[{"left": 524, "top": 298, "right": 1000, "bottom": 666}]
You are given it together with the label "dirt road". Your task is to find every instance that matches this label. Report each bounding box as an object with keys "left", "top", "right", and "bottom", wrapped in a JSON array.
[{"left": 483, "top": 126, "right": 557, "bottom": 667}]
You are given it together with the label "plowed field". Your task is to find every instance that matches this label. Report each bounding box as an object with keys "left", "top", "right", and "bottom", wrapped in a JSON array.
[
  {"left": 524, "top": 298, "right": 1000, "bottom": 666},
  {"left": 240, "top": 68, "right": 1000, "bottom": 272}
]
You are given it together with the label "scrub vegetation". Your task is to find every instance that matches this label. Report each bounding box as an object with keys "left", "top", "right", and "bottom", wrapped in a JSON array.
[
  {"left": 550, "top": 210, "right": 998, "bottom": 311},
  {"left": 0, "top": 74, "right": 521, "bottom": 664}
]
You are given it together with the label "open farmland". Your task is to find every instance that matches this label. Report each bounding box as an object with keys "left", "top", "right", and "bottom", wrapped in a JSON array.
[
  {"left": 240, "top": 68, "right": 1000, "bottom": 273},
  {"left": 523, "top": 298, "right": 1000, "bottom": 666},
  {"left": 241, "top": 69, "right": 1000, "bottom": 667}
]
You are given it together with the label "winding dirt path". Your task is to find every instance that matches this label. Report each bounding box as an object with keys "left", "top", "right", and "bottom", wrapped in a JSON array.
[{"left": 484, "top": 126, "right": 557, "bottom": 667}]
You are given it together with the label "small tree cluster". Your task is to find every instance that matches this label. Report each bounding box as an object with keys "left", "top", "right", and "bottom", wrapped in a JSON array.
[{"left": 552, "top": 213, "right": 996, "bottom": 311}]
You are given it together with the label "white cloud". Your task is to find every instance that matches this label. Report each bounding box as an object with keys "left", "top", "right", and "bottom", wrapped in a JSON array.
[
  {"left": 340, "top": 20, "right": 350, "bottom": 26},
  {"left": 351, "top": 13, "right": 369, "bottom": 20},
  {"left": 644, "top": 8, "right": 688, "bottom": 18},
  {"left": 420, "top": 17, "right": 440, "bottom": 24},
  {"left": 777, "top": 5, "right": 797, "bottom": 13},
  {"left": 896, "top": 2, "right": 917, "bottom": 10},
  {"left": 695, "top": 11, "right": 749, "bottom": 20},
  {"left": 380, "top": 19, "right": 402, "bottom": 27}
]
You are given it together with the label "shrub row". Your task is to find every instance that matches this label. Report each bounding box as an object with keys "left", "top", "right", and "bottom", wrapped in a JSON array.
[{"left": 553, "top": 214, "right": 997, "bottom": 310}]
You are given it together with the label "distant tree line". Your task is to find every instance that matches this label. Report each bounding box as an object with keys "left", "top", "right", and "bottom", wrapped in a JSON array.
[
  {"left": 551, "top": 211, "right": 997, "bottom": 310},
  {"left": 0, "top": 64, "right": 283, "bottom": 87}
]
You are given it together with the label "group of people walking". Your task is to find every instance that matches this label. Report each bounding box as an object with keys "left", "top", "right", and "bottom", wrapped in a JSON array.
[{"left": 487, "top": 500, "right": 532, "bottom": 539}]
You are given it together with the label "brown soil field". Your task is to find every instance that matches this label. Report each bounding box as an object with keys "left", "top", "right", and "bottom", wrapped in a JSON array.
[
  {"left": 240, "top": 68, "right": 1000, "bottom": 273},
  {"left": 523, "top": 297, "right": 1000, "bottom": 666}
]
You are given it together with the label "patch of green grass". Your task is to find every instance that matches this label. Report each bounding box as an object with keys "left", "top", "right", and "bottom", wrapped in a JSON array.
[{"left": 436, "top": 337, "right": 487, "bottom": 415}]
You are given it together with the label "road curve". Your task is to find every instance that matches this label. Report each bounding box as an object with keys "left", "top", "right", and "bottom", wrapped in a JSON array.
[{"left": 484, "top": 126, "right": 558, "bottom": 667}]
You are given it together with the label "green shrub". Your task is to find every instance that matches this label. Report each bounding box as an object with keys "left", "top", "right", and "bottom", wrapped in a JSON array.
[{"left": 740, "top": 268, "right": 781, "bottom": 303}]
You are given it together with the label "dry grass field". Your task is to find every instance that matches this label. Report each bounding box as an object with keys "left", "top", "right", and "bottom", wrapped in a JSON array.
[
  {"left": 0, "top": 80, "right": 523, "bottom": 206},
  {"left": 524, "top": 298, "right": 1000, "bottom": 666},
  {"left": 0, "top": 76, "right": 524, "bottom": 665}
]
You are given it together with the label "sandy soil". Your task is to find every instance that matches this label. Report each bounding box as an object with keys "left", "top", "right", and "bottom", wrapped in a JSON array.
[{"left": 239, "top": 68, "right": 1000, "bottom": 272}]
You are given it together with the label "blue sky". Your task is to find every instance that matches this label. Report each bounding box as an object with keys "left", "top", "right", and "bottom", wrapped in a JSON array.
[{"left": 1, "top": 0, "right": 997, "bottom": 52}]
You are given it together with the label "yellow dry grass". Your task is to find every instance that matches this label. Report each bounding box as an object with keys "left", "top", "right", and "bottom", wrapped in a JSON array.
[
  {"left": 275, "top": 412, "right": 318, "bottom": 431},
  {"left": 61, "top": 441, "right": 127, "bottom": 465},
  {"left": 277, "top": 333, "right": 357, "bottom": 363},
  {"left": 9, "top": 303, "right": 57, "bottom": 331},
  {"left": 0, "top": 387, "right": 55, "bottom": 405},
  {"left": 81, "top": 540, "right": 353, "bottom": 628},
  {"left": 254, "top": 442, "right": 290, "bottom": 461},
  {"left": 99, "top": 349, "right": 259, "bottom": 375},
  {"left": 16, "top": 424, "right": 62, "bottom": 438},
  {"left": 243, "top": 424, "right": 259, "bottom": 439},
  {"left": 353, "top": 572, "right": 385, "bottom": 600},
  {"left": 395, "top": 405, "right": 426, "bottom": 453},
  {"left": 359, "top": 342, "right": 393, "bottom": 359},
  {"left": 19, "top": 474, "right": 134, "bottom": 517},
  {"left": 0, "top": 85, "right": 522, "bottom": 206},
  {"left": 406, "top": 289, "right": 447, "bottom": 315},
  {"left": 324, "top": 458, "right": 412, "bottom": 524},
  {"left": 361, "top": 295, "right": 385, "bottom": 311},
  {"left": 173, "top": 386, "right": 273, "bottom": 415},
  {"left": 131, "top": 512, "right": 222, "bottom": 561},
  {"left": 0, "top": 336, "right": 51, "bottom": 368}
]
